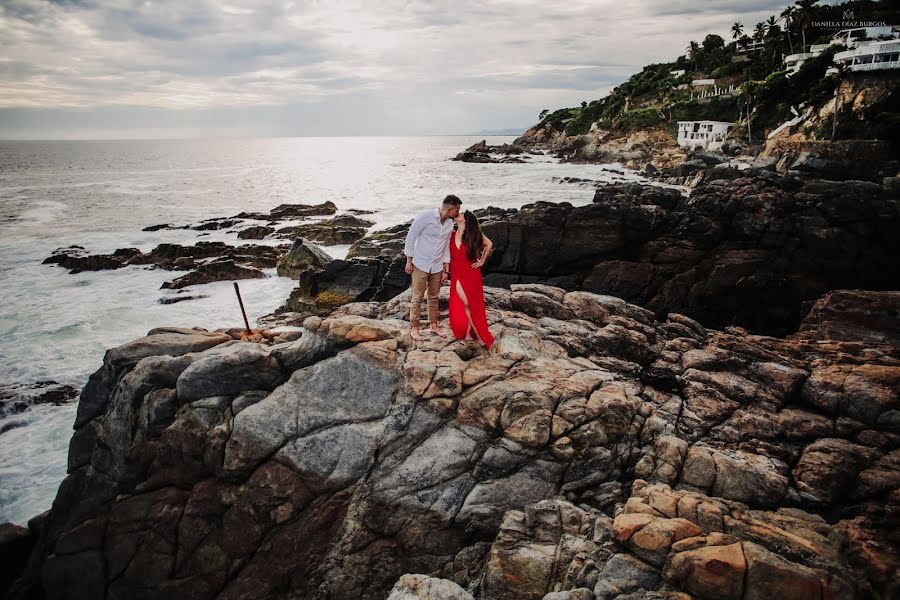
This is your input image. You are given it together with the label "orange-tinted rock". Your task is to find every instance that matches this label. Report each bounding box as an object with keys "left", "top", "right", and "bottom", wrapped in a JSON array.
[
  {"left": 665, "top": 542, "right": 747, "bottom": 600},
  {"left": 613, "top": 513, "right": 656, "bottom": 544},
  {"left": 742, "top": 541, "right": 842, "bottom": 600}
]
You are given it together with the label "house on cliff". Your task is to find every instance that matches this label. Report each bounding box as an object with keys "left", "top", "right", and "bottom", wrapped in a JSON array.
[
  {"left": 676, "top": 121, "right": 734, "bottom": 150},
  {"left": 786, "top": 25, "right": 900, "bottom": 76},
  {"left": 833, "top": 38, "right": 900, "bottom": 73}
]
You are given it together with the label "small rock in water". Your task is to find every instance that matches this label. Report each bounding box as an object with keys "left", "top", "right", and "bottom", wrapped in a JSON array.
[
  {"left": 237, "top": 226, "right": 274, "bottom": 240},
  {"left": 159, "top": 293, "right": 209, "bottom": 305},
  {"left": 142, "top": 223, "right": 172, "bottom": 231},
  {"left": 160, "top": 259, "right": 266, "bottom": 289},
  {"left": 0, "top": 381, "right": 79, "bottom": 417}
]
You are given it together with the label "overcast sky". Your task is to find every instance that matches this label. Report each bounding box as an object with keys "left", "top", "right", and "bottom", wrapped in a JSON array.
[{"left": 0, "top": 0, "right": 838, "bottom": 139}]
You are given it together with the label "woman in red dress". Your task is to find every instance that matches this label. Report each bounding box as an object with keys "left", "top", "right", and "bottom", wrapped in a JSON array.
[{"left": 449, "top": 210, "right": 494, "bottom": 349}]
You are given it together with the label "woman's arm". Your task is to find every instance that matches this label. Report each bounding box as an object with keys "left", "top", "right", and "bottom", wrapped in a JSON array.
[{"left": 474, "top": 235, "right": 493, "bottom": 267}]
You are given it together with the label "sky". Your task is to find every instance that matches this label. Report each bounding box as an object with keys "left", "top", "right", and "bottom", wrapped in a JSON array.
[{"left": 0, "top": 0, "right": 841, "bottom": 139}]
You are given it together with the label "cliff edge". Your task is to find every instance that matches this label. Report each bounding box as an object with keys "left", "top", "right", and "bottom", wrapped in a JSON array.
[{"left": 9, "top": 286, "right": 899, "bottom": 599}]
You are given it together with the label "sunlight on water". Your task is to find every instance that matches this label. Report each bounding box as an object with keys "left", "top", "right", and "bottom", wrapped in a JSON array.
[{"left": 0, "top": 136, "right": 656, "bottom": 524}]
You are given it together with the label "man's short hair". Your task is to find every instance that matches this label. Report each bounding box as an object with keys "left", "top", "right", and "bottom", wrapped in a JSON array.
[{"left": 442, "top": 194, "right": 462, "bottom": 207}]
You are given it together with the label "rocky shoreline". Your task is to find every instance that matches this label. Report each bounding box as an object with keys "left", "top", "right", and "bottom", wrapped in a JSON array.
[
  {"left": 6, "top": 284, "right": 898, "bottom": 599},
  {"left": 42, "top": 201, "right": 374, "bottom": 294},
  {"left": 268, "top": 170, "right": 900, "bottom": 338}
]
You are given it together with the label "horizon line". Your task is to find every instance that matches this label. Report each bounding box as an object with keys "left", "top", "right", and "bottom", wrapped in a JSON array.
[{"left": 0, "top": 132, "right": 525, "bottom": 142}]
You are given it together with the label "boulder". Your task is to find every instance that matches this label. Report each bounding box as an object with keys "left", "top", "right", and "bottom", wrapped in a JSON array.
[
  {"left": 13, "top": 288, "right": 898, "bottom": 600},
  {"left": 276, "top": 238, "right": 333, "bottom": 279},
  {"left": 387, "top": 575, "right": 474, "bottom": 600},
  {"left": 797, "top": 290, "right": 900, "bottom": 345}
]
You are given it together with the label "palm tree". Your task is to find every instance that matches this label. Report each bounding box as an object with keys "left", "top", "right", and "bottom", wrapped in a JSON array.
[
  {"left": 686, "top": 40, "right": 700, "bottom": 71},
  {"left": 795, "top": 0, "right": 819, "bottom": 53},
  {"left": 753, "top": 22, "right": 766, "bottom": 43},
  {"left": 731, "top": 21, "right": 744, "bottom": 40},
  {"left": 765, "top": 16, "right": 778, "bottom": 35},
  {"left": 780, "top": 6, "right": 796, "bottom": 53}
]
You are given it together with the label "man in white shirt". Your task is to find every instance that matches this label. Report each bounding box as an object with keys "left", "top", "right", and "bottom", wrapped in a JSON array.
[{"left": 404, "top": 194, "right": 462, "bottom": 340}]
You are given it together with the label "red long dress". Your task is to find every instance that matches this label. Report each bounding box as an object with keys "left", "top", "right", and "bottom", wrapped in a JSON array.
[{"left": 449, "top": 234, "right": 494, "bottom": 349}]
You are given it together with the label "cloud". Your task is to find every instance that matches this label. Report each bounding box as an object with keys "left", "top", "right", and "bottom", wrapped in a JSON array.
[{"left": 0, "top": 0, "right": 845, "bottom": 137}]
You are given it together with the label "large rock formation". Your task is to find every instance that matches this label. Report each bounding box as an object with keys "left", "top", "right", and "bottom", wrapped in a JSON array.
[
  {"left": 461, "top": 125, "right": 689, "bottom": 171},
  {"left": 279, "top": 173, "right": 900, "bottom": 336},
  {"left": 10, "top": 286, "right": 898, "bottom": 600}
]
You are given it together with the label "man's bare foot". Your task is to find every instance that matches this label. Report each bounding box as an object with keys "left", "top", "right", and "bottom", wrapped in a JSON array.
[
  {"left": 430, "top": 323, "right": 448, "bottom": 338},
  {"left": 410, "top": 327, "right": 423, "bottom": 341},
  {"left": 465, "top": 333, "right": 473, "bottom": 341}
]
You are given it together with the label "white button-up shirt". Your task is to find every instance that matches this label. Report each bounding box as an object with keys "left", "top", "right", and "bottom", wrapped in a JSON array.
[{"left": 404, "top": 208, "right": 454, "bottom": 274}]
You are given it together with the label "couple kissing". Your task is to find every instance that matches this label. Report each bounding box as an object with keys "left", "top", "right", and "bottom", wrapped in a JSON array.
[{"left": 403, "top": 194, "right": 494, "bottom": 349}]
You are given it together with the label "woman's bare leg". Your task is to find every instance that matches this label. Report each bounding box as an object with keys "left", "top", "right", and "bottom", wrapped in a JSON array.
[{"left": 455, "top": 281, "right": 481, "bottom": 344}]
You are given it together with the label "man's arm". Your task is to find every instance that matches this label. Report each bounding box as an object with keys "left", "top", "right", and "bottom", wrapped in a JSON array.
[{"left": 404, "top": 213, "right": 426, "bottom": 273}]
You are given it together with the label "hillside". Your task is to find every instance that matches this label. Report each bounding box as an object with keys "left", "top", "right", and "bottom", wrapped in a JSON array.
[{"left": 508, "top": 0, "right": 900, "bottom": 170}]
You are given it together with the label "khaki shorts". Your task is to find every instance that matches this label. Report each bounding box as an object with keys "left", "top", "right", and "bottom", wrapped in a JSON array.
[{"left": 410, "top": 267, "right": 442, "bottom": 326}]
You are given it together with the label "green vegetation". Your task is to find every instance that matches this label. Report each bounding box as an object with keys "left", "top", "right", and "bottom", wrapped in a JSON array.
[
  {"left": 826, "top": 89, "right": 900, "bottom": 150},
  {"left": 741, "top": 47, "right": 839, "bottom": 137},
  {"left": 614, "top": 108, "right": 664, "bottom": 132},
  {"left": 531, "top": 0, "right": 900, "bottom": 150}
]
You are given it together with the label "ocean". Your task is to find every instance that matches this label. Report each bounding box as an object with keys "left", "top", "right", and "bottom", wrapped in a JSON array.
[{"left": 0, "top": 135, "right": 654, "bottom": 525}]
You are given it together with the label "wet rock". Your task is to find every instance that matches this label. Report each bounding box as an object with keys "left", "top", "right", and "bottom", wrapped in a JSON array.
[
  {"left": 191, "top": 217, "right": 239, "bottom": 231},
  {"left": 237, "top": 225, "right": 274, "bottom": 240},
  {"left": 267, "top": 201, "right": 337, "bottom": 219},
  {"left": 160, "top": 259, "right": 266, "bottom": 289},
  {"left": 0, "top": 381, "right": 79, "bottom": 418},
  {"left": 158, "top": 293, "right": 209, "bottom": 305},
  {"left": 275, "top": 214, "right": 374, "bottom": 245},
  {"left": 276, "top": 238, "right": 333, "bottom": 279},
  {"left": 42, "top": 246, "right": 141, "bottom": 273}
]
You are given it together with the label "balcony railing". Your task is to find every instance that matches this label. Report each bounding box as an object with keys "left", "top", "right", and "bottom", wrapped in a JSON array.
[
  {"left": 847, "top": 60, "right": 900, "bottom": 72},
  {"left": 835, "top": 41, "right": 900, "bottom": 61}
]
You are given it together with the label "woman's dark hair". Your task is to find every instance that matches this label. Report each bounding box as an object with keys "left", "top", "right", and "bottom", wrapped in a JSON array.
[{"left": 461, "top": 210, "right": 484, "bottom": 263}]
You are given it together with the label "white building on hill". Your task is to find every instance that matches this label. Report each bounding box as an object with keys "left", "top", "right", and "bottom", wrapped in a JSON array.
[
  {"left": 677, "top": 121, "right": 734, "bottom": 150},
  {"left": 833, "top": 39, "right": 900, "bottom": 72},
  {"left": 832, "top": 26, "right": 899, "bottom": 47},
  {"left": 784, "top": 44, "right": 832, "bottom": 76},
  {"left": 784, "top": 25, "right": 899, "bottom": 76}
]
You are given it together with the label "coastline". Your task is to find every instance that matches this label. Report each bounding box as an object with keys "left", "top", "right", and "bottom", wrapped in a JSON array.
[{"left": 0, "top": 137, "right": 656, "bottom": 526}]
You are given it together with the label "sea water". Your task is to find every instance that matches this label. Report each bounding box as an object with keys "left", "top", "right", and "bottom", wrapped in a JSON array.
[{"left": 0, "top": 136, "right": 654, "bottom": 524}]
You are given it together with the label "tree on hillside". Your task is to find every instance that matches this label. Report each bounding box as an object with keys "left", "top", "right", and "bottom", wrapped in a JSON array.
[
  {"left": 538, "top": 109, "right": 549, "bottom": 121},
  {"left": 741, "top": 81, "right": 763, "bottom": 144},
  {"left": 753, "top": 22, "right": 767, "bottom": 43},
  {"left": 765, "top": 16, "right": 780, "bottom": 39},
  {"left": 780, "top": 6, "right": 796, "bottom": 53},
  {"left": 795, "top": 0, "right": 819, "bottom": 52},
  {"left": 686, "top": 40, "right": 700, "bottom": 71},
  {"left": 731, "top": 21, "right": 744, "bottom": 40},
  {"left": 703, "top": 34, "right": 725, "bottom": 51},
  {"left": 830, "top": 62, "right": 848, "bottom": 140}
]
